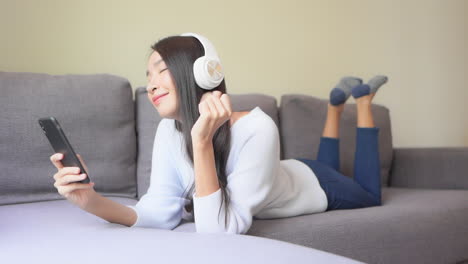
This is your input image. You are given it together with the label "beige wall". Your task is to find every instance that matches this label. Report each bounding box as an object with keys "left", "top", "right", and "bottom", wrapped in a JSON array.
[{"left": 1, "top": 0, "right": 467, "bottom": 147}]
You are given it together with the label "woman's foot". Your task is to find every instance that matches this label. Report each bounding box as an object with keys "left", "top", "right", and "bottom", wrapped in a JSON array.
[
  {"left": 352, "top": 75, "right": 388, "bottom": 128},
  {"left": 352, "top": 75, "right": 388, "bottom": 103},
  {"left": 368, "top": 75, "right": 388, "bottom": 101},
  {"left": 329, "top": 76, "right": 362, "bottom": 106}
]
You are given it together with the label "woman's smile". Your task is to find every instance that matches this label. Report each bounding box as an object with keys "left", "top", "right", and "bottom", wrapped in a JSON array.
[{"left": 152, "top": 93, "right": 169, "bottom": 105}]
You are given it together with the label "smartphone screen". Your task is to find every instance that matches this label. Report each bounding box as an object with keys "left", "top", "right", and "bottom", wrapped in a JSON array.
[{"left": 38, "top": 117, "right": 90, "bottom": 184}]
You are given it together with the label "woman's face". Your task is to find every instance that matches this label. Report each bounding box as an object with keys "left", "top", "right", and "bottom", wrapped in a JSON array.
[{"left": 146, "top": 51, "right": 180, "bottom": 121}]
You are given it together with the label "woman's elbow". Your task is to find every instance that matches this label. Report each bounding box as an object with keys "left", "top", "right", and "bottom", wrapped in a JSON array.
[{"left": 129, "top": 214, "right": 181, "bottom": 230}]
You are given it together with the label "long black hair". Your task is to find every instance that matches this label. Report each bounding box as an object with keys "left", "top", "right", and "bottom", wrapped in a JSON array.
[{"left": 151, "top": 35, "right": 231, "bottom": 227}]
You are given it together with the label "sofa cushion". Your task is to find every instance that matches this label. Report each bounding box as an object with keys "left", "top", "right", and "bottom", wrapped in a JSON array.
[
  {"left": 279, "top": 95, "right": 393, "bottom": 186},
  {"left": 0, "top": 72, "right": 137, "bottom": 205},
  {"left": 0, "top": 198, "right": 362, "bottom": 264},
  {"left": 134, "top": 87, "right": 279, "bottom": 198},
  {"left": 174, "top": 187, "right": 468, "bottom": 264},
  {"left": 390, "top": 147, "right": 468, "bottom": 189}
]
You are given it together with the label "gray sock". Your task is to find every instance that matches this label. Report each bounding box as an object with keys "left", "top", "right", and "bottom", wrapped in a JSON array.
[
  {"left": 368, "top": 75, "right": 388, "bottom": 93},
  {"left": 329, "top": 76, "right": 363, "bottom": 105}
]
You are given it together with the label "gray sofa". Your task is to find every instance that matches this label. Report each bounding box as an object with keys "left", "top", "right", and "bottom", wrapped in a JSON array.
[{"left": 1, "top": 72, "right": 467, "bottom": 264}]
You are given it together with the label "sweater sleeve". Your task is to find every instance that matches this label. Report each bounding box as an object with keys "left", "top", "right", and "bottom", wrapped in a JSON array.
[
  {"left": 126, "top": 119, "right": 187, "bottom": 229},
  {"left": 192, "top": 119, "right": 279, "bottom": 234}
]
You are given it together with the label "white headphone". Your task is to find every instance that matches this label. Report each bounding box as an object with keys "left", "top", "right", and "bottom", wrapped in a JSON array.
[{"left": 180, "top": 33, "right": 224, "bottom": 90}]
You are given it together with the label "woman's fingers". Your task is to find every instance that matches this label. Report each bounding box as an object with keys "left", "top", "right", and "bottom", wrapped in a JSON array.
[
  {"left": 199, "top": 100, "right": 210, "bottom": 116},
  {"left": 220, "top": 93, "right": 232, "bottom": 114},
  {"left": 50, "top": 153, "right": 95, "bottom": 199},
  {"left": 55, "top": 173, "right": 87, "bottom": 187},
  {"left": 53, "top": 167, "right": 81, "bottom": 181},
  {"left": 50, "top": 153, "right": 64, "bottom": 170},
  {"left": 209, "top": 95, "right": 230, "bottom": 120},
  {"left": 58, "top": 182, "right": 94, "bottom": 197},
  {"left": 198, "top": 91, "right": 231, "bottom": 121},
  {"left": 205, "top": 97, "right": 218, "bottom": 117},
  {"left": 212, "top": 90, "right": 222, "bottom": 98}
]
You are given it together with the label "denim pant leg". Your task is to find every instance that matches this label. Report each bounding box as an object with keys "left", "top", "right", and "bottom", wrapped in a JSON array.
[
  {"left": 295, "top": 129, "right": 382, "bottom": 210},
  {"left": 353, "top": 127, "right": 382, "bottom": 205},
  {"left": 296, "top": 158, "right": 380, "bottom": 210},
  {"left": 316, "top": 137, "right": 340, "bottom": 171}
]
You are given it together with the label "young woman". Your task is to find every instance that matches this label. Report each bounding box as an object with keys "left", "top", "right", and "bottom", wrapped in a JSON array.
[{"left": 49, "top": 33, "right": 387, "bottom": 235}]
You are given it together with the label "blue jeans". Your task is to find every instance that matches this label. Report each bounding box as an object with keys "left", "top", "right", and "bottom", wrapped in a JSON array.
[{"left": 295, "top": 127, "right": 382, "bottom": 211}]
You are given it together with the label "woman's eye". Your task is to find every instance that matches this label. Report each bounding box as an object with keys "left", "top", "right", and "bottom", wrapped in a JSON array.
[{"left": 159, "top": 68, "right": 167, "bottom": 73}]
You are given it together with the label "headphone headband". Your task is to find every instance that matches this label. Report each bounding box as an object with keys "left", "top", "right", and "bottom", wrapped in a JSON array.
[{"left": 181, "top": 33, "right": 219, "bottom": 60}]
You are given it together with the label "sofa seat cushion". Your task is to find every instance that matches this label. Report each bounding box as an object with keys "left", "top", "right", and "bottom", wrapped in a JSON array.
[
  {"left": 0, "top": 198, "right": 362, "bottom": 264},
  {"left": 249, "top": 187, "right": 468, "bottom": 264},
  {"left": 173, "top": 187, "right": 468, "bottom": 264}
]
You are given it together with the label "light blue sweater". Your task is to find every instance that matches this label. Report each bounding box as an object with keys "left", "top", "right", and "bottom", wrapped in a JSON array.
[{"left": 127, "top": 106, "right": 328, "bottom": 234}]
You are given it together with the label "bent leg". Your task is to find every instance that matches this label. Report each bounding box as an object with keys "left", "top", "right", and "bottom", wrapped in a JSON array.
[
  {"left": 354, "top": 127, "right": 382, "bottom": 204},
  {"left": 297, "top": 158, "right": 380, "bottom": 210},
  {"left": 352, "top": 93, "right": 382, "bottom": 204},
  {"left": 317, "top": 137, "right": 340, "bottom": 171},
  {"left": 317, "top": 103, "right": 343, "bottom": 171}
]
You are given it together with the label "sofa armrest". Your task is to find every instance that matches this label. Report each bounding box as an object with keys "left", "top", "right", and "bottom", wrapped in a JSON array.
[{"left": 389, "top": 147, "right": 468, "bottom": 190}]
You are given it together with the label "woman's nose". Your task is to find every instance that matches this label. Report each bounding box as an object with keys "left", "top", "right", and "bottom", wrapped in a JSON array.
[
  {"left": 147, "top": 80, "right": 159, "bottom": 94},
  {"left": 146, "top": 74, "right": 159, "bottom": 93},
  {"left": 146, "top": 84, "right": 157, "bottom": 94}
]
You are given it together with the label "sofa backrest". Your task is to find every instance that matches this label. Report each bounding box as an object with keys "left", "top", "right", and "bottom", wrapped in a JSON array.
[
  {"left": 134, "top": 87, "right": 279, "bottom": 198},
  {"left": 279, "top": 95, "right": 393, "bottom": 187},
  {"left": 0, "top": 71, "right": 394, "bottom": 206},
  {"left": 0, "top": 72, "right": 137, "bottom": 205}
]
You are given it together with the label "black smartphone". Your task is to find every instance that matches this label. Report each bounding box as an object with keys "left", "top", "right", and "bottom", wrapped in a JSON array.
[{"left": 38, "top": 117, "right": 90, "bottom": 184}]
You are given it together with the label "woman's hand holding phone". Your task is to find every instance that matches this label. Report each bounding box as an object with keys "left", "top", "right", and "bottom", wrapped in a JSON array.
[{"left": 50, "top": 153, "right": 96, "bottom": 209}]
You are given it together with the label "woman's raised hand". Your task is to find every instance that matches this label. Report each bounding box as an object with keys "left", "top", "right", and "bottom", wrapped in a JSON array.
[{"left": 191, "top": 90, "right": 232, "bottom": 145}]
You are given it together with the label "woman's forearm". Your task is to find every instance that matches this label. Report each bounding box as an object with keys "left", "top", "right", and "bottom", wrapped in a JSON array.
[
  {"left": 83, "top": 192, "right": 137, "bottom": 227},
  {"left": 81, "top": 141, "right": 220, "bottom": 226},
  {"left": 193, "top": 141, "right": 220, "bottom": 197}
]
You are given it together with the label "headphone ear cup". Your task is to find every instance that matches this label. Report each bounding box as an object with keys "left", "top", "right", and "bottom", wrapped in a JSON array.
[
  {"left": 206, "top": 59, "right": 224, "bottom": 81},
  {"left": 193, "top": 56, "right": 224, "bottom": 90},
  {"left": 193, "top": 57, "right": 209, "bottom": 89}
]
